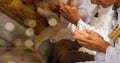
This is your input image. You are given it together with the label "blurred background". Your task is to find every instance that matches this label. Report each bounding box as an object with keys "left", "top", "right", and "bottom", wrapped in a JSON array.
[{"left": 0, "top": 0, "right": 72, "bottom": 63}]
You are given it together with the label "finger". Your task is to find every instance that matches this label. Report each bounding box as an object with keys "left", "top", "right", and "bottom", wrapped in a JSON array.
[
  {"left": 73, "top": 30, "right": 89, "bottom": 39},
  {"left": 76, "top": 40, "right": 94, "bottom": 50},
  {"left": 73, "top": 33, "right": 85, "bottom": 40},
  {"left": 68, "top": 0, "right": 73, "bottom": 1},
  {"left": 73, "top": 30, "right": 84, "bottom": 37},
  {"left": 73, "top": 31, "right": 97, "bottom": 45},
  {"left": 77, "top": 40, "right": 88, "bottom": 46},
  {"left": 57, "top": 0, "right": 62, "bottom": 4},
  {"left": 60, "top": 6, "right": 75, "bottom": 19},
  {"left": 85, "top": 29, "right": 97, "bottom": 36},
  {"left": 77, "top": 40, "right": 97, "bottom": 51},
  {"left": 60, "top": 8, "right": 70, "bottom": 18},
  {"left": 85, "top": 29, "right": 103, "bottom": 39},
  {"left": 60, "top": 6, "right": 69, "bottom": 16},
  {"left": 73, "top": 30, "right": 81, "bottom": 38},
  {"left": 60, "top": 11, "right": 68, "bottom": 18},
  {"left": 73, "top": 30, "right": 81, "bottom": 35},
  {"left": 57, "top": 0, "right": 66, "bottom": 6},
  {"left": 86, "top": 32, "right": 100, "bottom": 41},
  {"left": 68, "top": 0, "right": 75, "bottom": 7},
  {"left": 63, "top": 6, "right": 73, "bottom": 15},
  {"left": 59, "top": 1, "right": 66, "bottom": 7}
]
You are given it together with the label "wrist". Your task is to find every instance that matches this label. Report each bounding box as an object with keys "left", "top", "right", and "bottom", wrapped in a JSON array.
[
  {"left": 73, "top": 16, "right": 81, "bottom": 26},
  {"left": 101, "top": 44, "right": 109, "bottom": 53}
]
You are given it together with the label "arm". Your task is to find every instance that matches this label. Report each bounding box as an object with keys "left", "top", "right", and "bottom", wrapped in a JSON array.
[
  {"left": 74, "top": 0, "right": 96, "bottom": 21},
  {"left": 73, "top": 29, "right": 109, "bottom": 53},
  {"left": 68, "top": 18, "right": 110, "bottom": 42},
  {"left": 105, "top": 46, "right": 120, "bottom": 63},
  {"left": 60, "top": 1, "right": 111, "bottom": 42},
  {"left": 106, "top": 24, "right": 120, "bottom": 63},
  {"left": 59, "top": 0, "right": 96, "bottom": 25},
  {"left": 74, "top": 29, "right": 120, "bottom": 63}
]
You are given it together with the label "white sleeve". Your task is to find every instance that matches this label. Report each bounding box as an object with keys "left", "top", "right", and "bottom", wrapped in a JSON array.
[
  {"left": 74, "top": 0, "right": 96, "bottom": 13},
  {"left": 74, "top": 0, "right": 96, "bottom": 21},
  {"left": 105, "top": 46, "right": 120, "bottom": 63}
]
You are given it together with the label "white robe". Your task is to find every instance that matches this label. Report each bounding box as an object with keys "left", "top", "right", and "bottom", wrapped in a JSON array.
[
  {"left": 61, "top": 0, "right": 96, "bottom": 25},
  {"left": 70, "top": 5, "right": 115, "bottom": 63},
  {"left": 105, "top": 7, "right": 120, "bottom": 63}
]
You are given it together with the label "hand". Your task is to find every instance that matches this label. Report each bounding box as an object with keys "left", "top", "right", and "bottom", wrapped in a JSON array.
[
  {"left": 91, "top": 0, "right": 97, "bottom": 4},
  {"left": 48, "top": 1, "right": 60, "bottom": 13},
  {"left": 73, "top": 29, "right": 110, "bottom": 53},
  {"left": 59, "top": 1, "right": 81, "bottom": 25}
]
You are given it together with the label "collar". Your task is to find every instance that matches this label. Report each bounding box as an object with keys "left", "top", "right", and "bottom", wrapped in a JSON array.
[
  {"left": 98, "top": 5, "right": 113, "bottom": 12},
  {"left": 117, "top": 7, "right": 120, "bottom": 24},
  {"left": 98, "top": 5, "right": 113, "bottom": 15},
  {"left": 112, "top": 6, "right": 120, "bottom": 13}
]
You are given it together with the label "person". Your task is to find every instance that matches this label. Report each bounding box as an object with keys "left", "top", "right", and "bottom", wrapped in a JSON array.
[
  {"left": 48, "top": 0, "right": 96, "bottom": 24},
  {"left": 51, "top": 0, "right": 97, "bottom": 63},
  {"left": 55, "top": 0, "right": 119, "bottom": 63},
  {"left": 37, "top": 0, "right": 96, "bottom": 63},
  {"left": 73, "top": 0, "right": 120, "bottom": 63}
]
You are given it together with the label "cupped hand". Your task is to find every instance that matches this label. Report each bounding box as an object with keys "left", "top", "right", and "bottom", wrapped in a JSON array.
[{"left": 73, "top": 29, "right": 110, "bottom": 53}]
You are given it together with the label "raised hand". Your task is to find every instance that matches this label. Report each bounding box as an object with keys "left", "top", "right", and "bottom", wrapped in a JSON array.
[
  {"left": 48, "top": 1, "right": 60, "bottom": 13},
  {"left": 59, "top": 1, "right": 81, "bottom": 25}
]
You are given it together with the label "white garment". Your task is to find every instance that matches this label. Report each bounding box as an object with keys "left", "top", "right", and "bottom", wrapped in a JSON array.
[
  {"left": 105, "top": 7, "right": 120, "bottom": 63},
  {"left": 74, "top": 0, "right": 96, "bottom": 21},
  {"left": 70, "top": 5, "right": 114, "bottom": 43},
  {"left": 70, "top": 5, "right": 115, "bottom": 63},
  {"left": 68, "top": 0, "right": 96, "bottom": 30}
]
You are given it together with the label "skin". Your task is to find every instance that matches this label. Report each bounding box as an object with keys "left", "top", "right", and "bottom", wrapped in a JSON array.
[
  {"left": 59, "top": 0, "right": 80, "bottom": 25},
  {"left": 73, "top": 0, "right": 120, "bottom": 53},
  {"left": 48, "top": 0, "right": 60, "bottom": 13},
  {"left": 91, "top": 0, "right": 117, "bottom": 8},
  {"left": 59, "top": 0, "right": 120, "bottom": 53},
  {"left": 73, "top": 29, "right": 109, "bottom": 53},
  {"left": 59, "top": 0, "right": 117, "bottom": 25},
  {"left": 114, "top": 0, "right": 120, "bottom": 7},
  {"left": 48, "top": 0, "right": 88, "bottom": 22}
]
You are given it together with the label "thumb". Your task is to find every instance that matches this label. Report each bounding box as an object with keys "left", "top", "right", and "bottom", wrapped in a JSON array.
[{"left": 68, "top": 0, "right": 75, "bottom": 7}]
